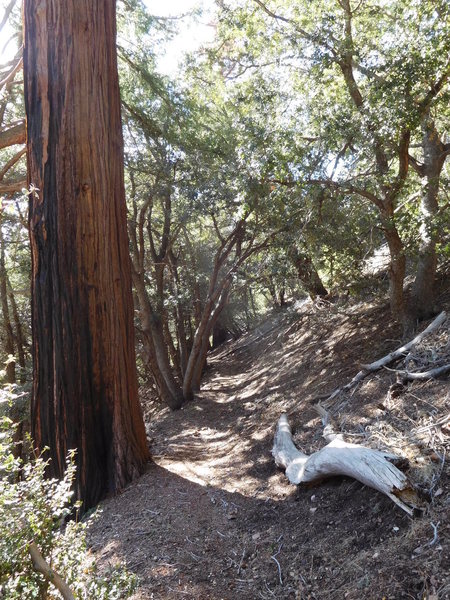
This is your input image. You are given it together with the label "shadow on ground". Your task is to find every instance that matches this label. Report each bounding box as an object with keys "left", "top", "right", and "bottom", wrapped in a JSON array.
[{"left": 88, "top": 294, "right": 450, "bottom": 600}]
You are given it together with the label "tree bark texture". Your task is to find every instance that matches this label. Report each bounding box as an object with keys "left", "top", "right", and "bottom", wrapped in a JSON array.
[
  {"left": 0, "top": 122, "right": 25, "bottom": 150},
  {"left": 183, "top": 278, "right": 231, "bottom": 400},
  {"left": 381, "top": 211, "right": 406, "bottom": 323},
  {"left": 410, "top": 116, "right": 447, "bottom": 321},
  {"left": 23, "top": 0, "right": 149, "bottom": 511}
]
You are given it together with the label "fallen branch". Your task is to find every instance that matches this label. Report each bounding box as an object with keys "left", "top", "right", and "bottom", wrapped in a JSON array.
[
  {"left": 410, "top": 414, "right": 450, "bottom": 435},
  {"left": 272, "top": 412, "right": 423, "bottom": 516},
  {"left": 28, "top": 541, "right": 76, "bottom": 600},
  {"left": 393, "top": 363, "right": 450, "bottom": 381},
  {"left": 326, "top": 311, "right": 446, "bottom": 401}
]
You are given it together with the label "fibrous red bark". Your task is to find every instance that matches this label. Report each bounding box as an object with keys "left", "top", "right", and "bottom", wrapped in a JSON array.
[{"left": 23, "top": 0, "right": 149, "bottom": 511}]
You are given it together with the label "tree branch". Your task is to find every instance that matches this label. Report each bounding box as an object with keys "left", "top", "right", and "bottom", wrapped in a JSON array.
[
  {"left": 417, "top": 62, "right": 450, "bottom": 115},
  {"left": 408, "top": 154, "right": 425, "bottom": 177},
  {"left": 0, "top": 122, "right": 25, "bottom": 150},
  {"left": 0, "top": 0, "right": 16, "bottom": 34},
  {"left": 28, "top": 541, "right": 75, "bottom": 600},
  {"left": 0, "top": 147, "right": 26, "bottom": 181},
  {"left": 0, "top": 178, "right": 26, "bottom": 194}
]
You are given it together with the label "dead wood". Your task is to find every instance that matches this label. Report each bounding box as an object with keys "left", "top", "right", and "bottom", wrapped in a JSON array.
[
  {"left": 393, "top": 363, "right": 450, "bottom": 381},
  {"left": 272, "top": 412, "right": 423, "bottom": 516},
  {"left": 326, "top": 311, "right": 446, "bottom": 401}
]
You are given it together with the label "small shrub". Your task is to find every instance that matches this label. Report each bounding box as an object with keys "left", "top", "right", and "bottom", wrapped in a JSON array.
[{"left": 0, "top": 412, "right": 137, "bottom": 599}]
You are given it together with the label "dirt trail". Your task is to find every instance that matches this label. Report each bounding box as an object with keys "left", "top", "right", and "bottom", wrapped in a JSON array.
[{"left": 88, "top": 301, "right": 450, "bottom": 600}]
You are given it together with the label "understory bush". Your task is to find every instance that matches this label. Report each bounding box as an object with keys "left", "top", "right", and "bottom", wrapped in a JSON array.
[{"left": 0, "top": 410, "right": 137, "bottom": 599}]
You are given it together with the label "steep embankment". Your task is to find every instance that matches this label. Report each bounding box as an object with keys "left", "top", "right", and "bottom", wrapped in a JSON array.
[{"left": 88, "top": 295, "right": 450, "bottom": 600}]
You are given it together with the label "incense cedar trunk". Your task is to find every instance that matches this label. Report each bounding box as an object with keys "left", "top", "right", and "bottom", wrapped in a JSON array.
[{"left": 23, "top": 0, "right": 150, "bottom": 511}]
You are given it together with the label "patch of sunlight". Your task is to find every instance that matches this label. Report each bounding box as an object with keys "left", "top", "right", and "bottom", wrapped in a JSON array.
[
  {"left": 251, "top": 429, "right": 270, "bottom": 441},
  {"left": 150, "top": 564, "right": 178, "bottom": 578},
  {"left": 239, "top": 380, "right": 267, "bottom": 399},
  {"left": 157, "top": 459, "right": 209, "bottom": 486}
]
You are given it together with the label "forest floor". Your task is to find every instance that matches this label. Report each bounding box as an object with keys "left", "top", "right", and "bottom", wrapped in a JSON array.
[{"left": 88, "top": 287, "right": 450, "bottom": 600}]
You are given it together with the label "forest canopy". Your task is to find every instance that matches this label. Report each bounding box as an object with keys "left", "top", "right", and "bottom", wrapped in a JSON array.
[{"left": 0, "top": 0, "right": 449, "bottom": 487}]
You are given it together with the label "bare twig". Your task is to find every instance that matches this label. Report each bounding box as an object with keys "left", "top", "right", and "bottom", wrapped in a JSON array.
[
  {"left": 411, "top": 414, "right": 450, "bottom": 435},
  {"left": 271, "top": 543, "right": 283, "bottom": 585},
  {"left": 426, "top": 521, "right": 440, "bottom": 547}
]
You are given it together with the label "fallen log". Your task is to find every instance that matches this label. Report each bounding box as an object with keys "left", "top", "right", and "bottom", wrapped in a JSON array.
[
  {"left": 326, "top": 310, "right": 447, "bottom": 401},
  {"left": 273, "top": 412, "right": 423, "bottom": 516}
]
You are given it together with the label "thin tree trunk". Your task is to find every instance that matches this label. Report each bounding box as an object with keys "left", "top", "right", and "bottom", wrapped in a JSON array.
[
  {"left": 24, "top": 0, "right": 149, "bottom": 511},
  {"left": 266, "top": 275, "right": 279, "bottom": 307},
  {"left": 142, "top": 329, "right": 182, "bottom": 408},
  {"left": 382, "top": 215, "right": 406, "bottom": 323},
  {"left": 0, "top": 222, "right": 15, "bottom": 383},
  {"left": 249, "top": 286, "right": 257, "bottom": 320},
  {"left": 7, "top": 275, "right": 26, "bottom": 382},
  {"left": 410, "top": 115, "right": 447, "bottom": 321},
  {"left": 133, "top": 273, "right": 184, "bottom": 410},
  {"left": 183, "top": 278, "right": 231, "bottom": 400},
  {"left": 190, "top": 283, "right": 231, "bottom": 392},
  {"left": 168, "top": 253, "right": 189, "bottom": 377},
  {"left": 154, "top": 262, "right": 180, "bottom": 376}
]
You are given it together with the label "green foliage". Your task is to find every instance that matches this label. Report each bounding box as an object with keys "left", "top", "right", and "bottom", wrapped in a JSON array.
[{"left": 0, "top": 411, "right": 137, "bottom": 599}]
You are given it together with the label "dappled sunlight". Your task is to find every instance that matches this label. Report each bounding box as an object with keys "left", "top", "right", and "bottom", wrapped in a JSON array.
[{"left": 88, "top": 301, "right": 450, "bottom": 599}]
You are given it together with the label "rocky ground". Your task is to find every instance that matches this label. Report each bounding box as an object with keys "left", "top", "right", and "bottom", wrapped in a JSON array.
[{"left": 87, "top": 290, "right": 450, "bottom": 599}]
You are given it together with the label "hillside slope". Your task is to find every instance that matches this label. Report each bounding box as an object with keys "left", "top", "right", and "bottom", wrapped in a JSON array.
[{"left": 88, "top": 294, "right": 450, "bottom": 600}]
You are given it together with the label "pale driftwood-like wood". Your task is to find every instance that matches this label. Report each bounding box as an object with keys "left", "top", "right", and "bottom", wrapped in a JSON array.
[
  {"left": 394, "top": 363, "right": 450, "bottom": 381},
  {"left": 29, "top": 541, "right": 75, "bottom": 600},
  {"left": 273, "top": 413, "right": 422, "bottom": 516},
  {"left": 326, "top": 311, "right": 447, "bottom": 401}
]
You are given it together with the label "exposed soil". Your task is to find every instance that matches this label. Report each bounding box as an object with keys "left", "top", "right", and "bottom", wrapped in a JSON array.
[{"left": 87, "top": 293, "right": 450, "bottom": 599}]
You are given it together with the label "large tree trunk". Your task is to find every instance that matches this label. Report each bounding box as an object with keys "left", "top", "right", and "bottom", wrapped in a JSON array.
[
  {"left": 409, "top": 116, "right": 447, "bottom": 321},
  {"left": 24, "top": 0, "right": 149, "bottom": 511}
]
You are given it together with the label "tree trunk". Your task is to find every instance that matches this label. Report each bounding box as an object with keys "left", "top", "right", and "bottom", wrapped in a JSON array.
[
  {"left": 133, "top": 273, "right": 184, "bottom": 410},
  {"left": 7, "top": 275, "right": 26, "bottom": 383},
  {"left": 190, "top": 283, "right": 231, "bottom": 393},
  {"left": 409, "top": 116, "right": 447, "bottom": 321},
  {"left": 183, "top": 279, "right": 231, "bottom": 400},
  {"left": 290, "top": 248, "right": 328, "bottom": 299},
  {"left": 382, "top": 217, "right": 406, "bottom": 324},
  {"left": 23, "top": 0, "right": 149, "bottom": 511},
  {"left": 0, "top": 221, "right": 15, "bottom": 383}
]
